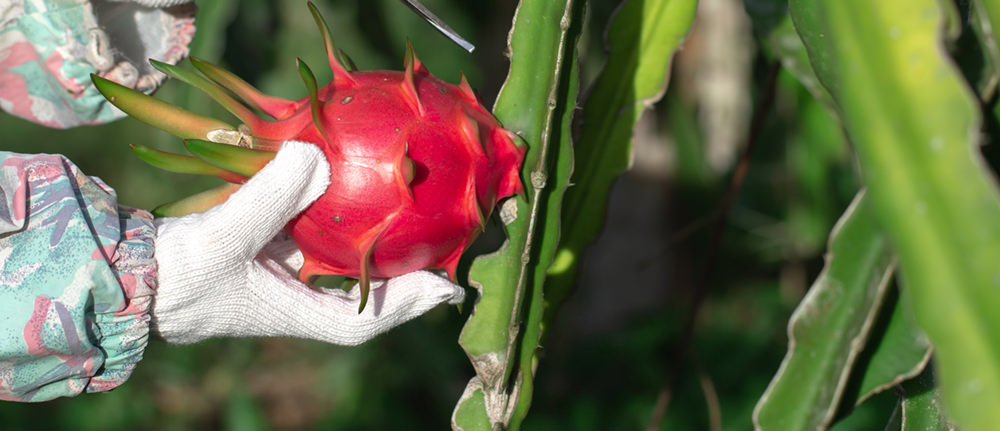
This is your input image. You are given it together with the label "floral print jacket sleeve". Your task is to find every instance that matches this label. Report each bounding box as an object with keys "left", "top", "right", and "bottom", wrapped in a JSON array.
[
  {"left": 0, "top": 152, "right": 157, "bottom": 402},
  {"left": 0, "top": 0, "right": 195, "bottom": 128}
]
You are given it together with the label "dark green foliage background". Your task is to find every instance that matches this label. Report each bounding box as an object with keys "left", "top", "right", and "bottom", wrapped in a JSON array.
[{"left": 0, "top": 0, "right": 895, "bottom": 428}]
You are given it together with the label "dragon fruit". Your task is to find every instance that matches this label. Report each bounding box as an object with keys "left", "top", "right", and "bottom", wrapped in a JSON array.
[{"left": 92, "top": 2, "right": 524, "bottom": 310}]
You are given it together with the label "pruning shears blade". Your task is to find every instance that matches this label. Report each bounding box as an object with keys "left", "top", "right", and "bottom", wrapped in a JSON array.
[{"left": 398, "top": 0, "right": 475, "bottom": 53}]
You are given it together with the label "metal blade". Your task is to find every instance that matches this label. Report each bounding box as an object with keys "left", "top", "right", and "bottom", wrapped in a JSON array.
[{"left": 398, "top": 0, "right": 475, "bottom": 53}]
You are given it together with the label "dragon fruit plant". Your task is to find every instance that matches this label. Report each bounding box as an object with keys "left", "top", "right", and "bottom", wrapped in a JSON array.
[{"left": 92, "top": 2, "right": 525, "bottom": 311}]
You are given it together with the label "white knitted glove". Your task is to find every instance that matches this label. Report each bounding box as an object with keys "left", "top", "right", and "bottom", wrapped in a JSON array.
[{"left": 150, "top": 141, "right": 465, "bottom": 345}]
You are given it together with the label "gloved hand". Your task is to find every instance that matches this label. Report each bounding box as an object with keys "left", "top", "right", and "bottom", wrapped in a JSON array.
[{"left": 149, "top": 141, "right": 465, "bottom": 345}]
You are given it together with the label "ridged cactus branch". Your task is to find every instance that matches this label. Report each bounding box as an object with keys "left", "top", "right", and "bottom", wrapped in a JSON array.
[
  {"left": 453, "top": 0, "right": 581, "bottom": 428},
  {"left": 790, "top": 0, "right": 1000, "bottom": 428}
]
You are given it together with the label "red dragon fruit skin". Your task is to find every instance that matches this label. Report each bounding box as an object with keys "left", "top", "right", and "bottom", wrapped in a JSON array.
[
  {"left": 91, "top": 2, "right": 524, "bottom": 309},
  {"left": 290, "top": 62, "right": 525, "bottom": 283}
]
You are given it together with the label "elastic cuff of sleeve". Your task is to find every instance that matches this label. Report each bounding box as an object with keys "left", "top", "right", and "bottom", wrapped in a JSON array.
[{"left": 86, "top": 206, "right": 158, "bottom": 393}]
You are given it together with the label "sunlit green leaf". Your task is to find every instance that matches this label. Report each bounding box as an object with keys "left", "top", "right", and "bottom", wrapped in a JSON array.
[{"left": 789, "top": 0, "right": 1000, "bottom": 428}]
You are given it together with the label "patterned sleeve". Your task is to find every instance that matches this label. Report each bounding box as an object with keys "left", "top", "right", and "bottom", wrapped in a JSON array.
[
  {"left": 0, "top": 0, "right": 195, "bottom": 128},
  {"left": 0, "top": 152, "right": 157, "bottom": 402}
]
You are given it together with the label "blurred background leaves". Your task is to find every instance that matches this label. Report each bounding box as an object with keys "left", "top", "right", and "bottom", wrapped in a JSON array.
[{"left": 2, "top": 0, "right": 995, "bottom": 429}]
